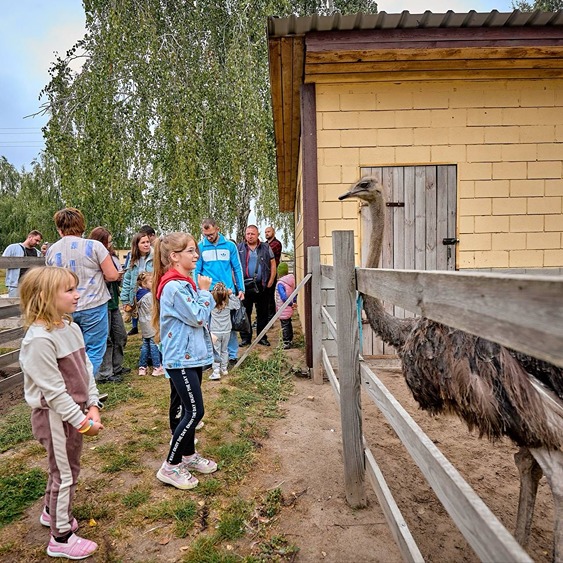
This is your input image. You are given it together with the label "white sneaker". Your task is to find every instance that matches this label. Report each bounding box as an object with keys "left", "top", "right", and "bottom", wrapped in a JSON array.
[
  {"left": 220, "top": 369, "right": 228, "bottom": 377},
  {"left": 209, "top": 371, "right": 221, "bottom": 380},
  {"left": 157, "top": 462, "right": 199, "bottom": 490},
  {"left": 195, "top": 420, "right": 205, "bottom": 430}
]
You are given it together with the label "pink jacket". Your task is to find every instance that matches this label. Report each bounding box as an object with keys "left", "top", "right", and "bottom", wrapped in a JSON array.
[{"left": 275, "top": 274, "right": 296, "bottom": 320}]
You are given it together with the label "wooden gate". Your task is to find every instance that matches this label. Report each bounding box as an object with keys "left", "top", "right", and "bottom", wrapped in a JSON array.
[{"left": 360, "top": 165, "right": 457, "bottom": 355}]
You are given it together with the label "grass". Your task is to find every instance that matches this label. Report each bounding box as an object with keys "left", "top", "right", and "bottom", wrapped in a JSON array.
[
  {"left": 0, "top": 325, "right": 302, "bottom": 561},
  {"left": 0, "top": 465, "right": 47, "bottom": 526}
]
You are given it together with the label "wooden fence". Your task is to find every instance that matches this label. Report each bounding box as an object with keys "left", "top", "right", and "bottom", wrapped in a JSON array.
[
  {"left": 0, "top": 256, "right": 45, "bottom": 392},
  {"left": 308, "top": 231, "right": 563, "bottom": 563}
]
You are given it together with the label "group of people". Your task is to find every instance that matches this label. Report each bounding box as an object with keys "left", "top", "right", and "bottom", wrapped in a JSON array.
[{"left": 7, "top": 210, "right": 296, "bottom": 560}]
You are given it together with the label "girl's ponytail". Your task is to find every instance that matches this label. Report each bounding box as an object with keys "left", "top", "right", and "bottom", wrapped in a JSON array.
[{"left": 151, "top": 237, "right": 165, "bottom": 342}]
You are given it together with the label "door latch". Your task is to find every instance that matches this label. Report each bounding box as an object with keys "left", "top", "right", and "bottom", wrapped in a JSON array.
[{"left": 442, "top": 238, "right": 459, "bottom": 245}]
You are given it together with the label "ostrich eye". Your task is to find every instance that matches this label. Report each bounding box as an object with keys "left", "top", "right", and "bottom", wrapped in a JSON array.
[{"left": 359, "top": 181, "right": 370, "bottom": 188}]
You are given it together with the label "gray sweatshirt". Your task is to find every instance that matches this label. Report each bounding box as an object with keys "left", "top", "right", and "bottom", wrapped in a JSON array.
[{"left": 210, "top": 295, "right": 240, "bottom": 334}]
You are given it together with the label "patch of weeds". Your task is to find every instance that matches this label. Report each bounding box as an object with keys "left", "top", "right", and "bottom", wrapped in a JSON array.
[
  {"left": 255, "top": 535, "right": 299, "bottom": 561},
  {"left": 144, "top": 498, "right": 197, "bottom": 537},
  {"left": 260, "top": 488, "right": 282, "bottom": 519},
  {"left": 0, "top": 403, "right": 32, "bottom": 452},
  {"left": 197, "top": 477, "right": 223, "bottom": 496},
  {"left": 122, "top": 486, "right": 151, "bottom": 508},
  {"left": 73, "top": 498, "right": 114, "bottom": 522},
  {"left": 182, "top": 537, "right": 241, "bottom": 563},
  {"left": 96, "top": 382, "right": 144, "bottom": 409},
  {"left": 95, "top": 444, "right": 138, "bottom": 473},
  {"left": 213, "top": 439, "right": 255, "bottom": 482},
  {"left": 0, "top": 466, "right": 46, "bottom": 527},
  {"left": 215, "top": 498, "right": 252, "bottom": 541}
]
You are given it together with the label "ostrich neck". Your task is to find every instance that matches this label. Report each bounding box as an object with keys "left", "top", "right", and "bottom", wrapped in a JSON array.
[{"left": 362, "top": 196, "right": 408, "bottom": 350}]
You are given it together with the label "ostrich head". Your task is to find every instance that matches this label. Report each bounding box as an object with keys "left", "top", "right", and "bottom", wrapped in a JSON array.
[{"left": 339, "top": 176, "right": 383, "bottom": 204}]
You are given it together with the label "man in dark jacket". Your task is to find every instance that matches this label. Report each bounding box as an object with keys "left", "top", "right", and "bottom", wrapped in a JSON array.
[
  {"left": 237, "top": 225, "right": 276, "bottom": 346},
  {"left": 265, "top": 226, "right": 282, "bottom": 321}
]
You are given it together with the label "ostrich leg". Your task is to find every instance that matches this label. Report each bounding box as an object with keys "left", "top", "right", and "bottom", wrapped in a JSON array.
[
  {"left": 529, "top": 447, "right": 563, "bottom": 563},
  {"left": 514, "top": 447, "right": 543, "bottom": 547}
]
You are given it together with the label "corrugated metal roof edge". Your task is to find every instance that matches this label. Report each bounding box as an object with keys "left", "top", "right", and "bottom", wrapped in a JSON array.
[{"left": 267, "top": 10, "right": 563, "bottom": 37}]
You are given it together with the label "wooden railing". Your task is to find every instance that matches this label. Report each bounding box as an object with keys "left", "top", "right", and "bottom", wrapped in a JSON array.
[
  {"left": 0, "top": 256, "right": 45, "bottom": 392},
  {"left": 307, "top": 232, "right": 563, "bottom": 563}
]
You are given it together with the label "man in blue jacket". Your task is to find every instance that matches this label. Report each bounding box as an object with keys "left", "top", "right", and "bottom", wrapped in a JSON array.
[
  {"left": 2, "top": 230, "right": 42, "bottom": 297},
  {"left": 195, "top": 218, "right": 245, "bottom": 363}
]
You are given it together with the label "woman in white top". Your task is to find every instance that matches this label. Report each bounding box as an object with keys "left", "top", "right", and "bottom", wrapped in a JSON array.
[{"left": 46, "top": 208, "right": 119, "bottom": 375}]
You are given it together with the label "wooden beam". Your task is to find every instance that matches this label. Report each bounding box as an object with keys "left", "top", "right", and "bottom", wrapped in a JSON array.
[
  {"left": 305, "top": 68, "right": 563, "bottom": 83},
  {"left": 308, "top": 246, "right": 323, "bottom": 385},
  {"left": 0, "top": 256, "right": 45, "bottom": 269},
  {"left": 333, "top": 231, "right": 367, "bottom": 508},
  {"left": 306, "top": 45, "right": 563, "bottom": 63},
  {"left": 356, "top": 268, "right": 563, "bottom": 368},
  {"left": 0, "top": 327, "right": 24, "bottom": 345}
]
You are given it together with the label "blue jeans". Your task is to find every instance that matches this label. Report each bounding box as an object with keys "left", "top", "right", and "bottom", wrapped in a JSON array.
[
  {"left": 227, "top": 330, "right": 239, "bottom": 360},
  {"left": 72, "top": 303, "right": 109, "bottom": 376},
  {"left": 139, "top": 337, "right": 161, "bottom": 368}
]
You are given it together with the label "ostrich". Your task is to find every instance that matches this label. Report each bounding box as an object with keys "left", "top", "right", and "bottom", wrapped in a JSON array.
[{"left": 339, "top": 176, "right": 563, "bottom": 561}]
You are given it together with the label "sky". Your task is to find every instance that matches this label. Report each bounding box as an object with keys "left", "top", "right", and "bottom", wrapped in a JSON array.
[{"left": 0, "top": 0, "right": 514, "bottom": 171}]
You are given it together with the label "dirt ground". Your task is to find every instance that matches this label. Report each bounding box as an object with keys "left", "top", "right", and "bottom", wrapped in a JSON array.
[{"left": 0, "top": 338, "right": 555, "bottom": 562}]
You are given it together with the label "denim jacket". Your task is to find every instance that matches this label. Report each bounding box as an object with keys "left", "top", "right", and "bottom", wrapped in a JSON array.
[{"left": 159, "top": 279, "right": 215, "bottom": 369}]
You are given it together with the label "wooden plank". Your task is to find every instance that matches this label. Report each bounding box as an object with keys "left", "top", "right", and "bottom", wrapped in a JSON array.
[
  {"left": 320, "top": 264, "right": 334, "bottom": 280},
  {"left": 0, "top": 371, "right": 23, "bottom": 394},
  {"left": 436, "top": 166, "right": 449, "bottom": 271},
  {"left": 393, "top": 167, "right": 405, "bottom": 320},
  {"left": 321, "top": 306, "right": 338, "bottom": 341},
  {"left": 447, "top": 165, "right": 458, "bottom": 271},
  {"left": 333, "top": 231, "right": 366, "bottom": 508},
  {"left": 305, "top": 68, "right": 563, "bottom": 83},
  {"left": 0, "top": 256, "right": 45, "bottom": 269},
  {"left": 403, "top": 167, "right": 416, "bottom": 320},
  {"left": 0, "top": 327, "right": 24, "bottom": 345},
  {"left": 356, "top": 268, "right": 563, "bottom": 368},
  {"left": 322, "top": 346, "right": 340, "bottom": 403},
  {"left": 0, "top": 304, "right": 21, "bottom": 320},
  {"left": 364, "top": 446, "right": 425, "bottom": 563},
  {"left": 360, "top": 362, "right": 533, "bottom": 563},
  {"left": 306, "top": 45, "right": 563, "bottom": 63},
  {"left": 290, "top": 37, "right": 305, "bottom": 197},
  {"left": 425, "top": 167, "right": 437, "bottom": 270},
  {"left": 306, "top": 57, "right": 563, "bottom": 75},
  {"left": 0, "top": 349, "right": 20, "bottom": 368},
  {"left": 281, "top": 37, "right": 294, "bottom": 205},
  {"left": 414, "top": 167, "right": 426, "bottom": 271},
  {"left": 308, "top": 246, "right": 323, "bottom": 385}
]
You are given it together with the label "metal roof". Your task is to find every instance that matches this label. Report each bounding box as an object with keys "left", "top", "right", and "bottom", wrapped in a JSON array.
[{"left": 267, "top": 10, "right": 563, "bottom": 37}]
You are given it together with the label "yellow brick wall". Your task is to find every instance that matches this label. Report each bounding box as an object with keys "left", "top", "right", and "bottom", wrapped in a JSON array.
[{"left": 316, "top": 80, "right": 563, "bottom": 269}]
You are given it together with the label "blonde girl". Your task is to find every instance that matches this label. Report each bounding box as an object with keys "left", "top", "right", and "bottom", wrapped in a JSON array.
[
  {"left": 19, "top": 267, "right": 103, "bottom": 560},
  {"left": 152, "top": 232, "right": 218, "bottom": 490}
]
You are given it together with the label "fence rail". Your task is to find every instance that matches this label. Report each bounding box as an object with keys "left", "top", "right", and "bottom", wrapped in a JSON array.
[{"left": 308, "top": 230, "right": 563, "bottom": 562}]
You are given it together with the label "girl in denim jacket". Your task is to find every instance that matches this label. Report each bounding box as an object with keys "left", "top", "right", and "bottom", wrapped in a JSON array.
[{"left": 152, "top": 232, "right": 218, "bottom": 490}]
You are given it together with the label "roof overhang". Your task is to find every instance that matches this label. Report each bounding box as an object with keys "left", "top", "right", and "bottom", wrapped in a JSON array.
[{"left": 267, "top": 10, "right": 563, "bottom": 211}]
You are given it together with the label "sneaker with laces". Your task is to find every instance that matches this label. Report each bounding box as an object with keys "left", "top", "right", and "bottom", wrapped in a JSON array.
[
  {"left": 209, "top": 370, "right": 221, "bottom": 380},
  {"left": 46, "top": 533, "right": 97, "bottom": 559},
  {"left": 195, "top": 420, "right": 205, "bottom": 430},
  {"left": 40, "top": 508, "right": 78, "bottom": 533},
  {"left": 182, "top": 452, "right": 218, "bottom": 474},
  {"left": 157, "top": 462, "right": 199, "bottom": 489},
  {"left": 152, "top": 366, "right": 165, "bottom": 377},
  {"left": 138, "top": 367, "right": 147, "bottom": 376}
]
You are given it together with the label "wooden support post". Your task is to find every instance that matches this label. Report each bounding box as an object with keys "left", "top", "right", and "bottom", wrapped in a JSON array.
[
  {"left": 333, "top": 230, "right": 367, "bottom": 508},
  {"left": 308, "top": 246, "right": 323, "bottom": 385}
]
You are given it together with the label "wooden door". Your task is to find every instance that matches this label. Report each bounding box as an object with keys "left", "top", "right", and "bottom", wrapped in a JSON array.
[{"left": 359, "top": 165, "right": 457, "bottom": 355}]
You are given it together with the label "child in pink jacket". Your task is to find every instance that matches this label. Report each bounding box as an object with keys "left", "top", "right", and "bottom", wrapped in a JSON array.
[{"left": 274, "top": 263, "right": 296, "bottom": 349}]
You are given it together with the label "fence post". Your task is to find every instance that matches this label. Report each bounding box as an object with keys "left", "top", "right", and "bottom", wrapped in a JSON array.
[
  {"left": 308, "top": 246, "right": 323, "bottom": 385},
  {"left": 333, "top": 230, "right": 367, "bottom": 508}
]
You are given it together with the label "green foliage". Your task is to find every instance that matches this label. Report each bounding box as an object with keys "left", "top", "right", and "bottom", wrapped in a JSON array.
[
  {"left": 121, "top": 486, "right": 151, "bottom": 508},
  {"left": 0, "top": 467, "right": 47, "bottom": 527},
  {"left": 512, "top": 0, "right": 562, "bottom": 9},
  {"left": 36, "top": 0, "right": 377, "bottom": 244}
]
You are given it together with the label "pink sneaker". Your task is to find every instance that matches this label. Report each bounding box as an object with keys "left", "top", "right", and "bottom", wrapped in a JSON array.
[
  {"left": 182, "top": 452, "right": 218, "bottom": 474},
  {"left": 40, "top": 508, "right": 78, "bottom": 532},
  {"left": 138, "top": 367, "right": 147, "bottom": 376},
  {"left": 152, "top": 366, "right": 165, "bottom": 377},
  {"left": 156, "top": 462, "right": 199, "bottom": 490},
  {"left": 47, "top": 533, "right": 97, "bottom": 559}
]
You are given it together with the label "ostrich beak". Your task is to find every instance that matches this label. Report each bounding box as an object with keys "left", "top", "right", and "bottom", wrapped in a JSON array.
[
  {"left": 338, "top": 190, "right": 353, "bottom": 201},
  {"left": 339, "top": 177, "right": 375, "bottom": 201}
]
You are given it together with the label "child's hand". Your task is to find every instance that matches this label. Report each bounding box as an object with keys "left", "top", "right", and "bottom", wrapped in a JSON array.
[
  {"left": 198, "top": 275, "right": 212, "bottom": 291},
  {"left": 84, "top": 420, "right": 104, "bottom": 436},
  {"left": 87, "top": 406, "right": 102, "bottom": 425},
  {"left": 227, "top": 288, "right": 232, "bottom": 295}
]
